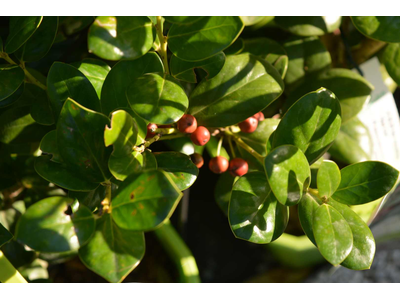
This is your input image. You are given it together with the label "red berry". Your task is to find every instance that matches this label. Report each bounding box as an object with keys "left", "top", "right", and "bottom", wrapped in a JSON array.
[
  {"left": 191, "top": 153, "right": 204, "bottom": 168},
  {"left": 229, "top": 158, "right": 249, "bottom": 177},
  {"left": 146, "top": 123, "right": 158, "bottom": 139},
  {"left": 209, "top": 156, "right": 229, "bottom": 174},
  {"left": 190, "top": 126, "right": 210, "bottom": 146},
  {"left": 239, "top": 117, "right": 258, "bottom": 133},
  {"left": 253, "top": 112, "right": 265, "bottom": 121},
  {"left": 178, "top": 114, "right": 197, "bottom": 133}
]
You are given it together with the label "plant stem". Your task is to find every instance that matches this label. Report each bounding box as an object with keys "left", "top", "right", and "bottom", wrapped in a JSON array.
[
  {"left": 0, "top": 52, "right": 47, "bottom": 90},
  {"left": 216, "top": 136, "right": 224, "bottom": 156},
  {"left": 154, "top": 220, "right": 201, "bottom": 283},
  {"left": 0, "top": 251, "right": 28, "bottom": 283},
  {"left": 228, "top": 136, "right": 236, "bottom": 158},
  {"left": 224, "top": 130, "right": 264, "bottom": 162},
  {"left": 155, "top": 127, "right": 178, "bottom": 135},
  {"left": 155, "top": 16, "right": 170, "bottom": 75}
]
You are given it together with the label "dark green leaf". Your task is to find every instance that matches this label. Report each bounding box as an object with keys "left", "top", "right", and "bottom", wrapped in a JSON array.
[
  {"left": 168, "top": 16, "right": 244, "bottom": 61},
  {"left": 170, "top": 52, "right": 226, "bottom": 83},
  {"left": 57, "top": 98, "right": 112, "bottom": 183},
  {"left": 47, "top": 62, "right": 100, "bottom": 120},
  {"left": 329, "top": 199, "right": 375, "bottom": 270},
  {"left": 100, "top": 52, "right": 164, "bottom": 116},
  {"left": 283, "top": 36, "right": 331, "bottom": 88},
  {"left": 164, "top": 16, "right": 203, "bottom": 24},
  {"left": 188, "top": 53, "right": 284, "bottom": 127},
  {"left": 275, "top": 16, "right": 341, "bottom": 36},
  {"left": 71, "top": 58, "right": 110, "bottom": 98},
  {"left": 15, "top": 197, "right": 95, "bottom": 252},
  {"left": 15, "top": 17, "right": 58, "bottom": 62},
  {"left": 88, "top": 16, "right": 155, "bottom": 61},
  {"left": 351, "top": 16, "right": 400, "bottom": 43},
  {"left": 272, "top": 88, "right": 342, "bottom": 164},
  {"left": 20, "top": 83, "right": 54, "bottom": 125},
  {"left": 0, "top": 64, "right": 25, "bottom": 108},
  {"left": 5, "top": 16, "right": 43, "bottom": 53},
  {"left": 298, "top": 193, "right": 322, "bottom": 245},
  {"left": 384, "top": 43, "right": 400, "bottom": 86},
  {"left": 229, "top": 172, "right": 289, "bottom": 243},
  {"left": 111, "top": 170, "right": 182, "bottom": 231},
  {"left": 317, "top": 160, "right": 341, "bottom": 199},
  {"left": 69, "top": 184, "right": 111, "bottom": 212},
  {"left": 284, "top": 69, "right": 373, "bottom": 123},
  {"left": 224, "top": 38, "right": 244, "bottom": 55},
  {"left": 154, "top": 152, "right": 198, "bottom": 190},
  {"left": 39, "top": 130, "right": 62, "bottom": 163},
  {"left": 78, "top": 214, "right": 145, "bottom": 283},
  {"left": 214, "top": 172, "right": 236, "bottom": 216},
  {"left": 329, "top": 117, "right": 373, "bottom": 164},
  {"left": 313, "top": 204, "right": 353, "bottom": 266},
  {"left": 234, "top": 118, "right": 279, "bottom": 156},
  {"left": 264, "top": 145, "right": 311, "bottom": 206},
  {"left": 331, "top": 161, "right": 399, "bottom": 205},
  {"left": 61, "top": 16, "right": 94, "bottom": 35},
  {"left": 108, "top": 151, "right": 143, "bottom": 181},
  {"left": 127, "top": 73, "right": 188, "bottom": 124},
  {"left": 243, "top": 38, "right": 288, "bottom": 78},
  {"left": 0, "top": 223, "right": 13, "bottom": 247}
]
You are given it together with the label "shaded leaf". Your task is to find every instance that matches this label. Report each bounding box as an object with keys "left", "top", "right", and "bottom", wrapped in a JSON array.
[
  {"left": 224, "top": 38, "right": 244, "bottom": 55},
  {"left": 111, "top": 170, "right": 182, "bottom": 231},
  {"left": 0, "top": 64, "right": 25, "bottom": 108},
  {"left": 331, "top": 161, "right": 399, "bottom": 205},
  {"left": 264, "top": 145, "right": 311, "bottom": 206},
  {"left": 0, "top": 223, "right": 13, "bottom": 248},
  {"left": 78, "top": 214, "right": 145, "bottom": 283},
  {"left": 61, "top": 16, "right": 94, "bottom": 35},
  {"left": 21, "top": 83, "right": 54, "bottom": 125},
  {"left": 317, "top": 160, "right": 341, "bottom": 199},
  {"left": 5, "top": 16, "right": 43, "bottom": 53},
  {"left": 108, "top": 151, "right": 143, "bottom": 181},
  {"left": 298, "top": 193, "right": 322, "bottom": 245},
  {"left": 15, "top": 196, "right": 95, "bottom": 252},
  {"left": 189, "top": 53, "right": 284, "bottom": 127},
  {"left": 351, "top": 16, "right": 400, "bottom": 43},
  {"left": 163, "top": 16, "right": 203, "bottom": 24},
  {"left": 275, "top": 16, "right": 341, "bottom": 36},
  {"left": 229, "top": 172, "right": 289, "bottom": 243},
  {"left": 168, "top": 16, "right": 244, "bottom": 61},
  {"left": 384, "top": 43, "right": 400, "bottom": 86},
  {"left": 88, "top": 16, "right": 155, "bottom": 61},
  {"left": 214, "top": 172, "right": 236, "bottom": 216}
]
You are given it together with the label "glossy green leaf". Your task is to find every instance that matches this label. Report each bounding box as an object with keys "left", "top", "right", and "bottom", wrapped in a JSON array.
[
  {"left": 100, "top": 52, "right": 164, "bottom": 116},
  {"left": 275, "top": 16, "right": 341, "bottom": 36},
  {"left": 214, "top": 172, "right": 236, "bottom": 216},
  {"left": 264, "top": 145, "right": 311, "bottom": 206},
  {"left": 127, "top": 73, "right": 188, "bottom": 124},
  {"left": 0, "top": 64, "right": 25, "bottom": 108},
  {"left": 88, "top": 16, "right": 155, "bottom": 61},
  {"left": 298, "top": 193, "right": 322, "bottom": 245},
  {"left": 224, "top": 38, "right": 244, "bottom": 55},
  {"left": 15, "top": 197, "right": 95, "bottom": 253},
  {"left": 164, "top": 16, "right": 203, "bottom": 24},
  {"left": 0, "top": 223, "right": 13, "bottom": 247},
  {"left": 57, "top": 98, "right": 112, "bottom": 183},
  {"left": 331, "top": 161, "right": 399, "bottom": 205},
  {"left": 35, "top": 156, "right": 99, "bottom": 191},
  {"left": 105, "top": 110, "right": 141, "bottom": 157},
  {"left": 351, "top": 16, "right": 400, "bottom": 43},
  {"left": 78, "top": 214, "right": 145, "bottom": 283},
  {"left": 272, "top": 88, "right": 342, "bottom": 164},
  {"left": 285, "top": 69, "right": 373, "bottom": 123},
  {"left": 108, "top": 151, "right": 143, "bottom": 181},
  {"left": 61, "top": 16, "right": 94, "bottom": 35},
  {"left": 329, "top": 117, "right": 373, "bottom": 164},
  {"left": 39, "top": 130, "right": 62, "bottom": 163},
  {"left": 15, "top": 17, "right": 58, "bottom": 62},
  {"left": 189, "top": 53, "right": 284, "bottom": 127},
  {"left": 204, "top": 136, "right": 230, "bottom": 160},
  {"left": 168, "top": 16, "right": 244, "bottom": 61},
  {"left": 229, "top": 172, "right": 289, "bottom": 243},
  {"left": 170, "top": 52, "right": 226, "bottom": 83},
  {"left": 153, "top": 152, "right": 198, "bottom": 190},
  {"left": 313, "top": 204, "right": 353, "bottom": 266},
  {"left": 234, "top": 119, "right": 279, "bottom": 156},
  {"left": 384, "top": 43, "right": 400, "bottom": 86},
  {"left": 111, "top": 170, "right": 182, "bottom": 231},
  {"left": 21, "top": 83, "right": 54, "bottom": 125},
  {"left": 240, "top": 17, "right": 265, "bottom": 26},
  {"left": 71, "top": 58, "right": 110, "bottom": 98},
  {"left": 5, "top": 16, "right": 43, "bottom": 53},
  {"left": 317, "top": 160, "right": 341, "bottom": 199},
  {"left": 47, "top": 62, "right": 100, "bottom": 120},
  {"left": 163, "top": 136, "right": 204, "bottom": 155},
  {"left": 329, "top": 199, "right": 375, "bottom": 270},
  {"left": 243, "top": 38, "right": 288, "bottom": 78},
  {"left": 283, "top": 36, "right": 331, "bottom": 88}
]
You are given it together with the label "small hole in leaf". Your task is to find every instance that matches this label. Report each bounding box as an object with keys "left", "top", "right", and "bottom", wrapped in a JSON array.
[{"left": 64, "top": 205, "right": 73, "bottom": 215}]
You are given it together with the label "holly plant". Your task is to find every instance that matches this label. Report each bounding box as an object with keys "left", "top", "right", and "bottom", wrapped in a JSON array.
[{"left": 1, "top": 16, "right": 400, "bottom": 283}]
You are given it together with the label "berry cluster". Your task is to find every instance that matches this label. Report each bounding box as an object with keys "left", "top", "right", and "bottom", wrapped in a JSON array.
[{"left": 145, "top": 111, "right": 265, "bottom": 178}]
